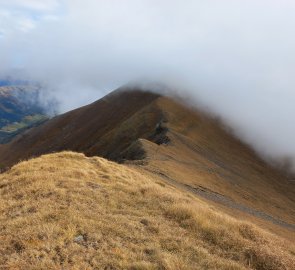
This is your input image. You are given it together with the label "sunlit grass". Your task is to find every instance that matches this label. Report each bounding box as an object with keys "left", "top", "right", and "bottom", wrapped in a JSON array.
[{"left": 0, "top": 151, "right": 294, "bottom": 269}]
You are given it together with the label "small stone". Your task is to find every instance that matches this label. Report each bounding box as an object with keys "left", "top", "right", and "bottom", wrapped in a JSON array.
[
  {"left": 74, "top": 235, "right": 84, "bottom": 243},
  {"left": 140, "top": 219, "right": 149, "bottom": 226}
]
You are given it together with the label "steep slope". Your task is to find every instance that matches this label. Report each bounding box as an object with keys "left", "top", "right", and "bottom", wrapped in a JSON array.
[
  {"left": 0, "top": 88, "right": 162, "bottom": 166},
  {"left": 0, "top": 152, "right": 294, "bottom": 269},
  {"left": 136, "top": 97, "right": 295, "bottom": 228},
  {"left": 0, "top": 87, "right": 294, "bottom": 235},
  {"left": 0, "top": 85, "right": 48, "bottom": 143}
]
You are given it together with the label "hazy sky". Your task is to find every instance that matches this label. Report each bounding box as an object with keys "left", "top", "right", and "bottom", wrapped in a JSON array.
[{"left": 1, "top": 0, "right": 295, "bottom": 168}]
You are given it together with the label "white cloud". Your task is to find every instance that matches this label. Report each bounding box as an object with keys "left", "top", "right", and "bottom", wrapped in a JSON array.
[
  {"left": 0, "top": 9, "right": 33, "bottom": 35},
  {"left": 1, "top": 0, "right": 295, "bottom": 168},
  {"left": 0, "top": 0, "right": 61, "bottom": 34},
  {"left": 0, "top": 0, "right": 59, "bottom": 11}
]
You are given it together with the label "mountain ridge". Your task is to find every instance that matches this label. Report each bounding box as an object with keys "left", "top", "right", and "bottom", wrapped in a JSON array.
[{"left": 0, "top": 86, "right": 294, "bottom": 238}]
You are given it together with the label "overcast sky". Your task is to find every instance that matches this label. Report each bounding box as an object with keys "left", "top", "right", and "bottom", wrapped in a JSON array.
[{"left": 1, "top": 0, "right": 295, "bottom": 168}]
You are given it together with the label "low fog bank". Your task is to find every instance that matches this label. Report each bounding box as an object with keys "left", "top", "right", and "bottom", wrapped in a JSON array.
[
  {"left": 1, "top": 0, "right": 295, "bottom": 173},
  {"left": 132, "top": 80, "right": 295, "bottom": 174}
]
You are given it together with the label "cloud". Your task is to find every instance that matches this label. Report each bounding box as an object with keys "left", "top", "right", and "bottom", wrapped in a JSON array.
[
  {"left": 0, "top": 0, "right": 59, "bottom": 11},
  {"left": 1, "top": 0, "right": 295, "bottom": 169},
  {"left": 0, "top": 0, "right": 61, "bottom": 35}
]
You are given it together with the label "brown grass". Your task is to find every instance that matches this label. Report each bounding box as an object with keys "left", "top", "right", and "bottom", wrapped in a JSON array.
[{"left": 0, "top": 151, "right": 294, "bottom": 269}]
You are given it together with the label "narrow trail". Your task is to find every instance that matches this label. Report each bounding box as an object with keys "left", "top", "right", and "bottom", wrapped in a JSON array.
[{"left": 149, "top": 169, "right": 295, "bottom": 231}]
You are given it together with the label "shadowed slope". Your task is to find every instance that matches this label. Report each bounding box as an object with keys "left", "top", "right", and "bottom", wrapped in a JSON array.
[
  {"left": 0, "top": 152, "right": 294, "bottom": 269},
  {"left": 0, "top": 88, "right": 162, "bottom": 167}
]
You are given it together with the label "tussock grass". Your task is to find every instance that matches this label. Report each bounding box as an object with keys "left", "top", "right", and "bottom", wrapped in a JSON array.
[{"left": 0, "top": 151, "right": 294, "bottom": 269}]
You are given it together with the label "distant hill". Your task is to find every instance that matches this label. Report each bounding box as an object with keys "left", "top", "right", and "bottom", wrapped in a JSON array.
[{"left": 0, "top": 84, "right": 48, "bottom": 143}]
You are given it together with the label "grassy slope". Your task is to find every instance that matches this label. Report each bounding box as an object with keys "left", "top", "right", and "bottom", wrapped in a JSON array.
[
  {"left": 0, "top": 89, "right": 294, "bottom": 241},
  {"left": 0, "top": 89, "right": 161, "bottom": 166},
  {"left": 1, "top": 114, "right": 47, "bottom": 132},
  {"left": 136, "top": 97, "right": 295, "bottom": 227},
  {"left": 0, "top": 152, "right": 294, "bottom": 270}
]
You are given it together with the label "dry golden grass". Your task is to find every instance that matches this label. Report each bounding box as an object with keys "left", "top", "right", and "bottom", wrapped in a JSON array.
[{"left": 0, "top": 151, "right": 294, "bottom": 269}]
